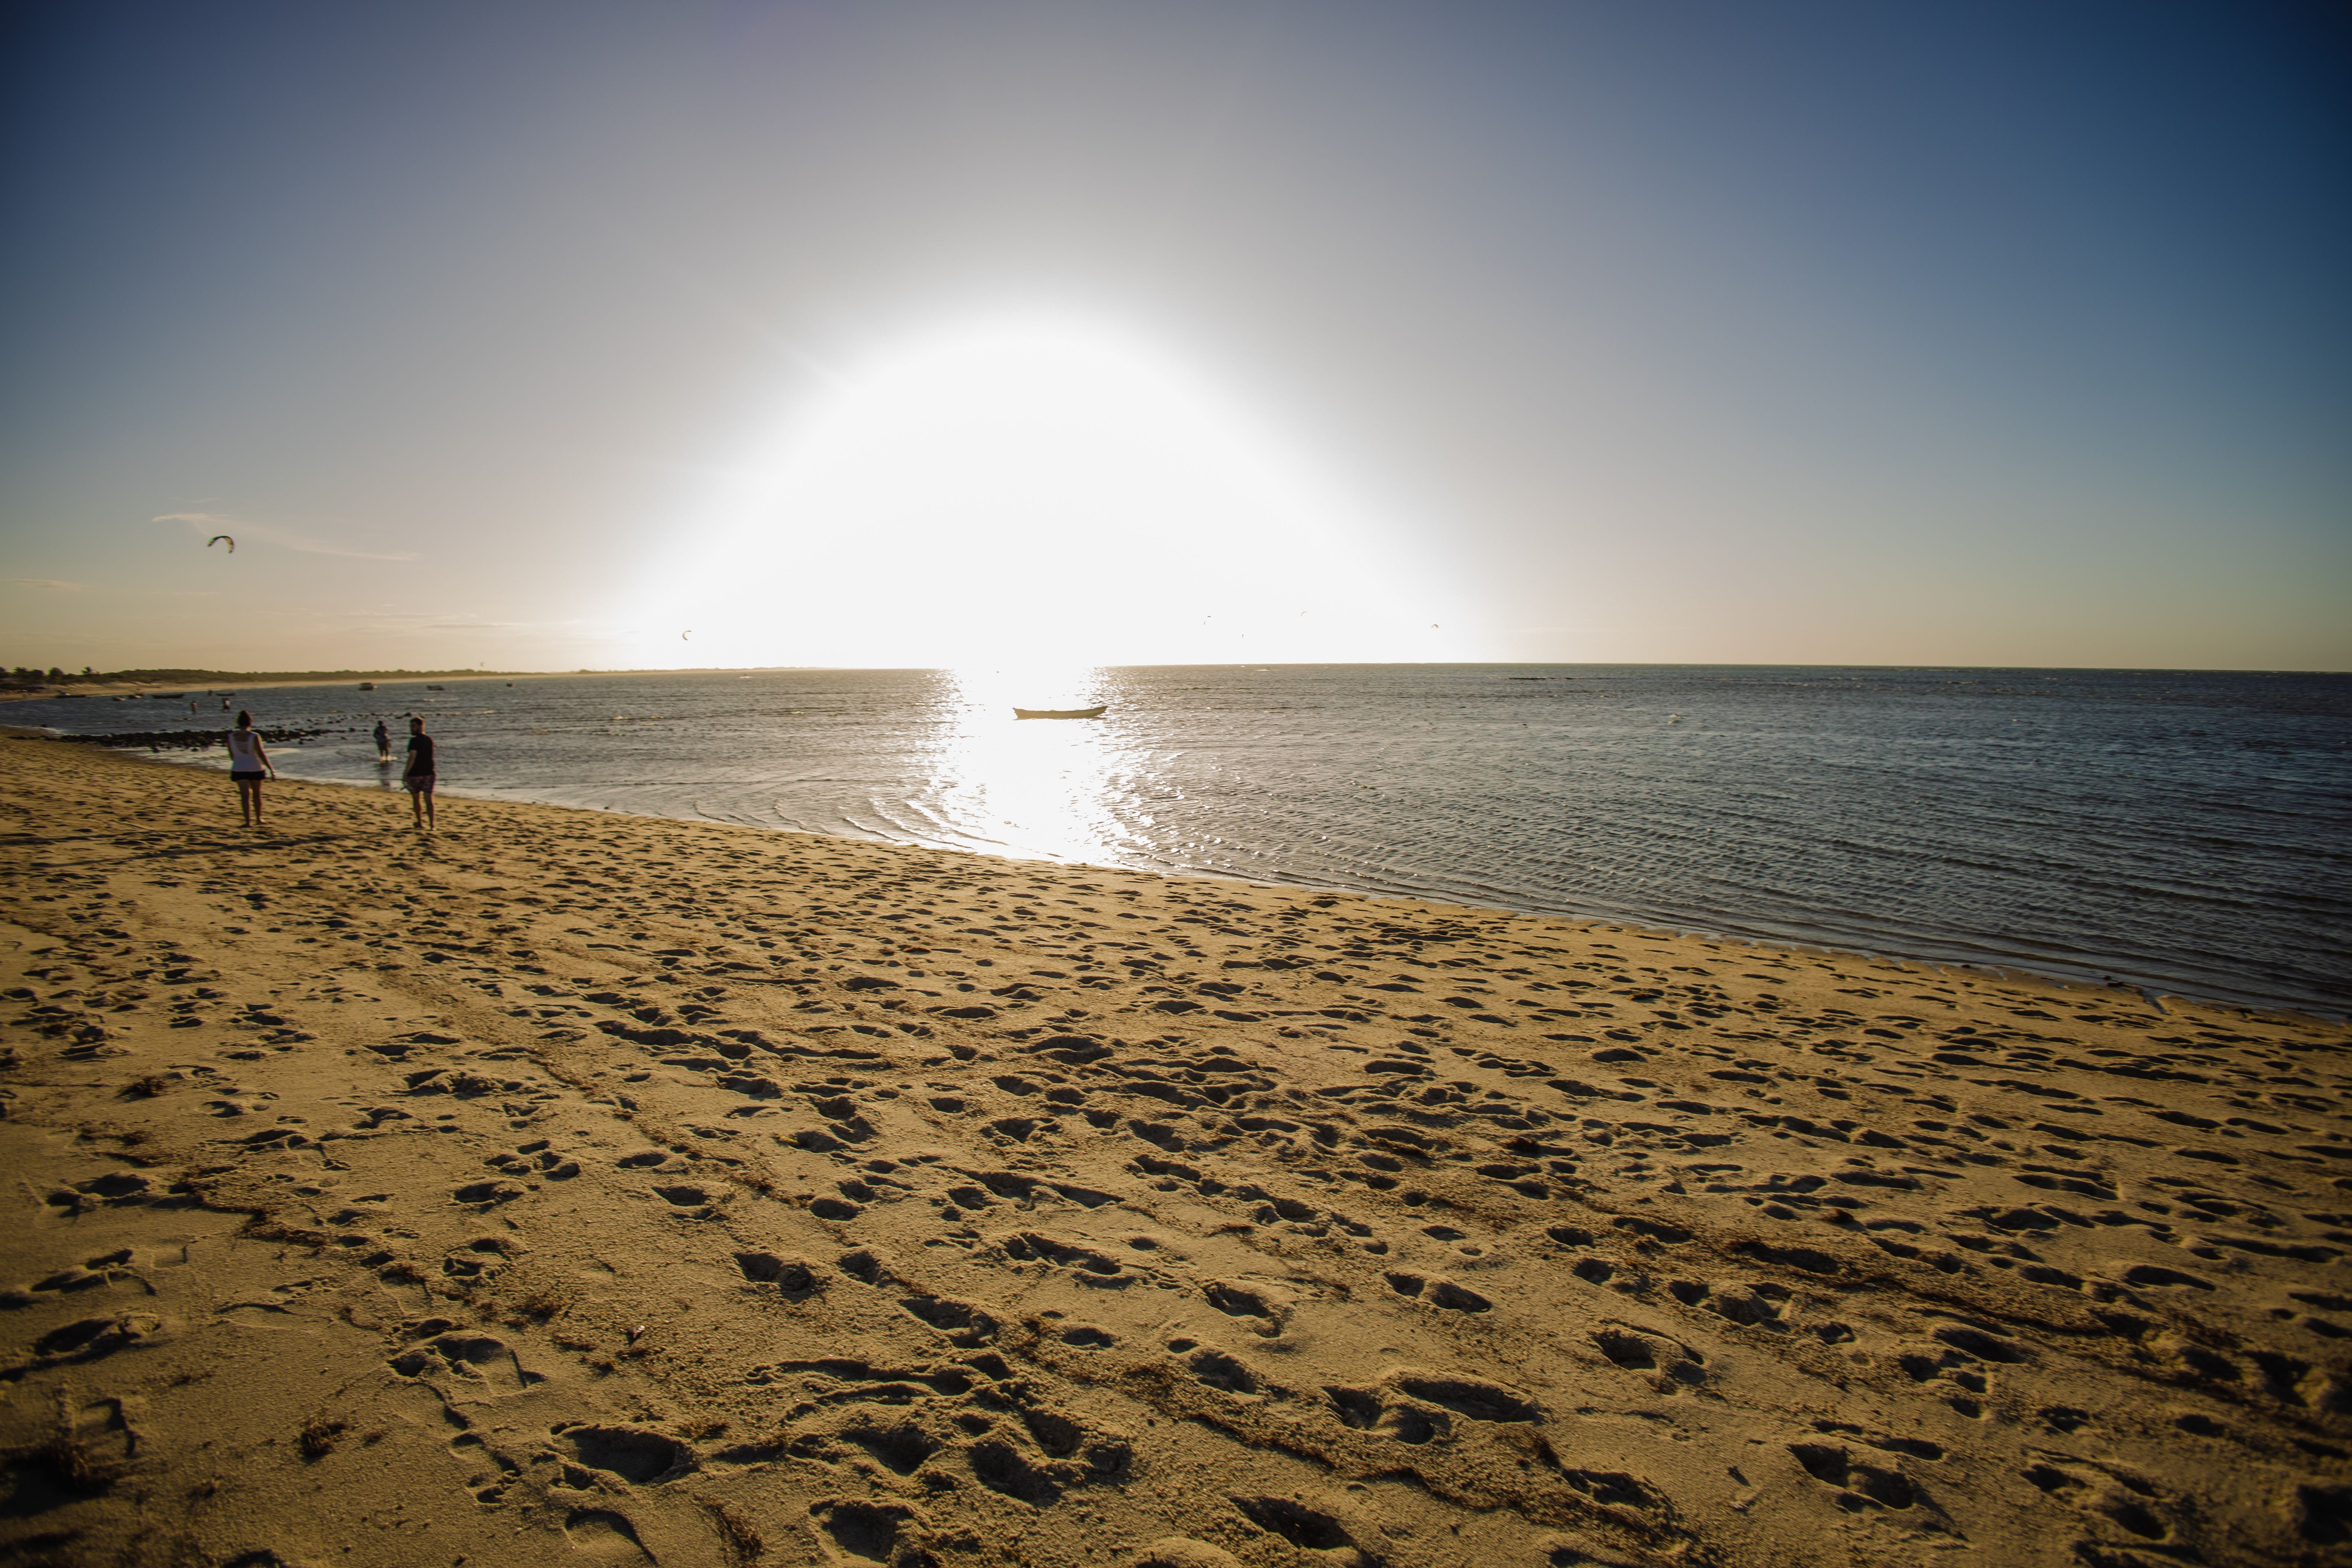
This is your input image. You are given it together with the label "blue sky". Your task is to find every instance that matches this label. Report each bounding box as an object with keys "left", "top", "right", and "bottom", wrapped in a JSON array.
[{"left": 3, "top": 1, "right": 2345, "bottom": 670}]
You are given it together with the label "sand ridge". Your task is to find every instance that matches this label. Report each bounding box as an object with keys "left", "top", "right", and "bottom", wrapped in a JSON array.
[{"left": 1, "top": 735, "right": 2347, "bottom": 1567}]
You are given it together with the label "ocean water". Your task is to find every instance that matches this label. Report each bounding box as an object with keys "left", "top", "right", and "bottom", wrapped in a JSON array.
[{"left": 38, "top": 664, "right": 2352, "bottom": 1014}]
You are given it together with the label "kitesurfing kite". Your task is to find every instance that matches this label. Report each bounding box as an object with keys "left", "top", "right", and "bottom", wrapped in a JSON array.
[
  {"left": 681, "top": 630, "right": 692, "bottom": 642},
  {"left": 207, "top": 535, "right": 234, "bottom": 554}
]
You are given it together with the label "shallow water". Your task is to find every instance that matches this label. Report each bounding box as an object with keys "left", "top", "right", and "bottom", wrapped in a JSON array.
[{"left": 41, "top": 664, "right": 2352, "bottom": 1013}]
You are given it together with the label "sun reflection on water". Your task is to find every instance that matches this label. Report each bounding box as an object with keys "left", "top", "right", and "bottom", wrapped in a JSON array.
[{"left": 926, "top": 666, "right": 1138, "bottom": 863}]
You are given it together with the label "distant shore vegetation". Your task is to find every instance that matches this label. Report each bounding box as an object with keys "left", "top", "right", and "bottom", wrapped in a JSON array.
[{"left": 3, "top": 666, "right": 533, "bottom": 690}]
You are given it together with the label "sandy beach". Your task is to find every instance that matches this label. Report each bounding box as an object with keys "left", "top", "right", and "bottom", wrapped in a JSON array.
[{"left": 2, "top": 733, "right": 2346, "bottom": 1568}]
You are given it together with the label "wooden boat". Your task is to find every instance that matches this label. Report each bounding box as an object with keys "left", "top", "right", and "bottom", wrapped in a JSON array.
[{"left": 1013, "top": 705, "right": 1107, "bottom": 720}]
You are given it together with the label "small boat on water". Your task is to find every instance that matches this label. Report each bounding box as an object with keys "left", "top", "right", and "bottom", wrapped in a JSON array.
[
  {"left": 1013, "top": 705, "right": 1107, "bottom": 720},
  {"left": 357, "top": 682, "right": 375, "bottom": 691},
  {"left": 426, "top": 684, "right": 444, "bottom": 691}
]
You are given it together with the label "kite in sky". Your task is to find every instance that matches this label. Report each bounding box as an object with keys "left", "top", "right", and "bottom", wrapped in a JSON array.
[{"left": 207, "top": 534, "right": 234, "bottom": 553}]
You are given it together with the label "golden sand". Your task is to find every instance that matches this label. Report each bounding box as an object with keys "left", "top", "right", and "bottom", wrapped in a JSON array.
[{"left": 2, "top": 734, "right": 2346, "bottom": 1566}]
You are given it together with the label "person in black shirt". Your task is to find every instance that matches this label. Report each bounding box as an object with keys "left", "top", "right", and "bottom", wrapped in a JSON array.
[
  {"left": 404, "top": 716, "right": 437, "bottom": 830},
  {"left": 374, "top": 719, "right": 391, "bottom": 763}
]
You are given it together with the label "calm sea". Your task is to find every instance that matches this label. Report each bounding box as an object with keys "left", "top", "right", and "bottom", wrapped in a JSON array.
[{"left": 38, "top": 665, "right": 2352, "bottom": 1015}]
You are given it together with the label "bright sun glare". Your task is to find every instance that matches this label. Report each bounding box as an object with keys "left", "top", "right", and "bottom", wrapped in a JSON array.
[{"left": 636, "top": 314, "right": 1457, "bottom": 671}]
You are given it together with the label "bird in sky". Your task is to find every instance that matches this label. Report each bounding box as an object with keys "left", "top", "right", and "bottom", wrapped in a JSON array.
[{"left": 207, "top": 534, "right": 234, "bottom": 553}]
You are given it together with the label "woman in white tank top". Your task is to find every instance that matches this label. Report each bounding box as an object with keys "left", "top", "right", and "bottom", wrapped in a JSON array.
[{"left": 226, "top": 710, "right": 274, "bottom": 827}]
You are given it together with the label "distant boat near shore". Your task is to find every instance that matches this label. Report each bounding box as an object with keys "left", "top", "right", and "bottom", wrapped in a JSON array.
[
  {"left": 1013, "top": 705, "right": 1106, "bottom": 720},
  {"left": 357, "top": 682, "right": 374, "bottom": 691}
]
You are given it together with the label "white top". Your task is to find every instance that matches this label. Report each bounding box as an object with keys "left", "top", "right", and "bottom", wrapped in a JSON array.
[{"left": 226, "top": 729, "right": 264, "bottom": 770}]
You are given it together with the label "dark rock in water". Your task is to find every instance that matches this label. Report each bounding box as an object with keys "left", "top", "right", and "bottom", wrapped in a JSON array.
[{"left": 52, "top": 727, "right": 327, "bottom": 751}]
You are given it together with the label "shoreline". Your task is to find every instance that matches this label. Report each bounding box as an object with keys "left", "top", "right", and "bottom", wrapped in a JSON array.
[
  {"left": 3, "top": 731, "right": 2348, "bottom": 1564},
  {"left": 11, "top": 721, "right": 2335, "bottom": 1028}
]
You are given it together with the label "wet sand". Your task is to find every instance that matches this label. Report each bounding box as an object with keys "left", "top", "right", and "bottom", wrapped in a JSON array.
[{"left": 3, "top": 732, "right": 2347, "bottom": 1567}]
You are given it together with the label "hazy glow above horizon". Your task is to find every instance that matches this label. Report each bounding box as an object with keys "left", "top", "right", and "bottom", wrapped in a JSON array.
[{"left": 637, "top": 316, "right": 1459, "bottom": 669}]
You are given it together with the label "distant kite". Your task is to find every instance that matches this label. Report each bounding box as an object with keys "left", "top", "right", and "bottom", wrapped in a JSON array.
[
  {"left": 207, "top": 534, "right": 235, "bottom": 554},
  {"left": 682, "top": 630, "right": 692, "bottom": 642}
]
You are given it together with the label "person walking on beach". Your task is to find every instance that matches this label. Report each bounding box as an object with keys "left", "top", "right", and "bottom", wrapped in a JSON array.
[
  {"left": 373, "top": 719, "right": 391, "bottom": 763},
  {"left": 225, "top": 710, "right": 274, "bottom": 828},
  {"left": 404, "top": 716, "right": 437, "bottom": 830}
]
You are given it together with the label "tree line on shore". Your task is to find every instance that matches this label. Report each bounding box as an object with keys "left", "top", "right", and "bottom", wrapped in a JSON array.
[{"left": 3, "top": 666, "right": 526, "bottom": 690}]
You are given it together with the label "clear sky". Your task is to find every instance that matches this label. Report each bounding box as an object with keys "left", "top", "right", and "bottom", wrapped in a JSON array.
[{"left": 3, "top": 1, "right": 2345, "bottom": 672}]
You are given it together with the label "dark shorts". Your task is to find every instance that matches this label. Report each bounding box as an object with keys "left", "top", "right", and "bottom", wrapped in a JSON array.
[
  {"left": 406, "top": 774, "right": 435, "bottom": 794},
  {"left": 230, "top": 769, "right": 266, "bottom": 782}
]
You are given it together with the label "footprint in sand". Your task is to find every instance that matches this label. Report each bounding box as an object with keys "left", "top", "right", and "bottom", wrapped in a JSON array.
[
  {"left": 1664, "top": 1277, "right": 1792, "bottom": 1330},
  {"left": 733, "top": 1252, "right": 822, "bottom": 1294},
  {"left": 26, "top": 1392, "right": 145, "bottom": 1484},
  {"left": 2020, "top": 1455, "right": 2179, "bottom": 1545},
  {"left": 563, "top": 1508, "right": 656, "bottom": 1563},
  {"left": 1002, "top": 1230, "right": 1128, "bottom": 1285},
  {"left": 1589, "top": 1322, "right": 1708, "bottom": 1389},
  {"left": 448, "top": 1428, "right": 525, "bottom": 1502},
  {"left": 553, "top": 1423, "right": 695, "bottom": 1485},
  {"left": 1183, "top": 1346, "right": 1260, "bottom": 1395},
  {"left": 1381, "top": 1271, "right": 1492, "bottom": 1312},
  {"left": 1228, "top": 1495, "right": 1364, "bottom": 1558},
  {"left": 650, "top": 1182, "right": 728, "bottom": 1217},
  {"left": 388, "top": 1327, "right": 538, "bottom": 1395},
  {"left": 898, "top": 1296, "right": 998, "bottom": 1347},
  {"left": 483, "top": 1138, "right": 581, "bottom": 1180},
  {"left": 836, "top": 1416, "right": 940, "bottom": 1475},
  {"left": 25, "top": 1313, "right": 167, "bottom": 1366},
  {"left": 1203, "top": 1280, "right": 1288, "bottom": 1335},
  {"left": 836, "top": 1249, "right": 890, "bottom": 1285},
  {"left": 439, "top": 1236, "right": 524, "bottom": 1282},
  {"left": 1385, "top": 1369, "right": 1542, "bottom": 1422},
  {"left": 451, "top": 1179, "right": 527, "bottom": 1208},
  {"left": 20, "top": 1248, "right": 149, "bottom": 1299},
  {"left": 1787, "top": 1440, "right": 1925, "bottom": 1512},
  {"left": 1324, "top": 1383, "right": 1449, "bottom": 1443},
  {"left": 815, "top": 1498, "right": 924, "bottom": 1563}
]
